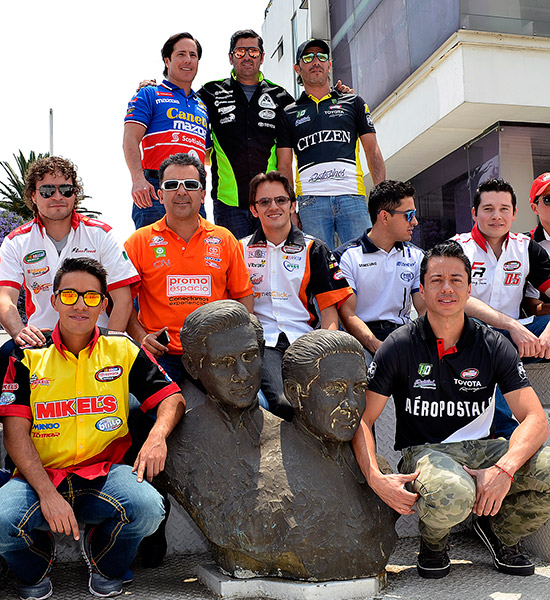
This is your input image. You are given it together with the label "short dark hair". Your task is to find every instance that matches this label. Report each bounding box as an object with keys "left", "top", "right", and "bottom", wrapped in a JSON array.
[
  {"left": 249, "top": 171, "right": 296, "bottom": 207},
  {"left": 158, "top": 153, "right": 207, "bottom": 190},
  {"left": 368, "top": 180, "right": 415, "bottom": 224},
  {"left": 229, "top": 29, "right": 264, "bottom": 54},
  {"left": 161, "top": 33, "right": 202, "bottom": 78},
  {"left": 53, "top": 257, "right": 108, "bottom": 297},
  {"left": 24, "top": 156, "right": 83, "bottom": 215},
  {"left": 420, "top": 240, "right": 471, "bottom": 286},
  {"left": 473, "top": 178, "right": 516, "bottom": 214}
]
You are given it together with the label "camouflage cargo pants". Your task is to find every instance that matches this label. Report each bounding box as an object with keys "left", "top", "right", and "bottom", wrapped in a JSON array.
[{"left": 400, "top": 439, "right": 550, "bottom": 550}]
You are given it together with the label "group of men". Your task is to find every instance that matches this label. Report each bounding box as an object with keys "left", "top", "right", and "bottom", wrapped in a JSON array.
[
  {"left": 0, "top": 23, "right": 549, "bottom": 600},
  {"left": 123, "top": 30, "right": 385, "bottom": 248}
]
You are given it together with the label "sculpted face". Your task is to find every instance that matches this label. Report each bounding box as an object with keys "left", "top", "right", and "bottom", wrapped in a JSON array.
[
  {"left": 200, "top": 324, "right": 261, "bottom": 409},
  {"left": 299, "top": 353, "right": 367, "bottom": 442}
]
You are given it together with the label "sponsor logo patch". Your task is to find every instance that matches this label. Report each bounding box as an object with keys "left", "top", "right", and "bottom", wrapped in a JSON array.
[
  {"left": 258, "top": 94, "right": 276, "bottom": 109},
  {"left": 204, "top": 236, "right": 222, "bottom": 245},
  {"left": 95, "top": 416, "right": 123, "bottom": 432},
  {"left": 27, "top": 266, "right": 49, "bottom": 277},
  {"left": 167, "top": 275, "right": 211, "bottom": 297},
  {"left": 400, "top": 272, "right": 414, "bottom": 282},
  {"left": 24, "top": 250, "right": 46, "bottom": 264},
  {"left": 207, "top": 245, "right": 221, "bottom": 257},
  {"left": 418, "top": 363, "right": 432, "bottom": 376},
  {"left": 154, "top": 247, "right": 167, "bottom": 258},
  {"left": 248, "top": 249, "right": 267, "bottom": 259},
  {"left": 413, "top": 378, "right": 437, "bottom": 390},
  {"left": 283, "top": 261, "right": 299, "bottom": 272},
  {"left": 0, "top": 392, "right": 16, "bottom": 405},
  {"left": 460, "top": 368, "right": 479, "bottom": 379},
  {"left": 282, "top": 244, "right": 302, "bottom": 254},
  {"left": 95, "top": 366, "right": 123, "bottom": 382},
  {"left": 150, "top": 236, "right": 167, "bottom": 246},
  {"left": 30, "top": 375, "right": 52, "bottom": 389},
  {"left": 503, "top": 261, "right": 521, "bottom": 271},
  {"left": 259, "top": 109, "right": 275, "bottom": 120}
]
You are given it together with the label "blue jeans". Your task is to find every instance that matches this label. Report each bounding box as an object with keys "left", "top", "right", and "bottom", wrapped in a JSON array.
[
  {"left": 0, "top": 465, "right": 164, "bottom": 585},
  {"left": 132, "top": 173, "right": 206, "bottom": 229},
  {"left": 493, "top": 314, "right": 550, "bottom": 438},
  {"left": 297, "top": 194, "right": 372, "bottom": 250},
  {"left": 213, "top": 198, "right": 258, "bottom": 240}
]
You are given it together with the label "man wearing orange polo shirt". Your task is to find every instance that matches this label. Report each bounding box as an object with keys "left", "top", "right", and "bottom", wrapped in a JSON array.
[{"left": 124, "top": 153, "right": 253, "bottom": 384}]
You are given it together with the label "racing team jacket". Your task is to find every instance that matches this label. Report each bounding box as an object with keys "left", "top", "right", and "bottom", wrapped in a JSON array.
[
  {"left": 240, "top": 224, "right": 352, "bottom": 346},
  {"left": 198, "top": 71, "right": 294, "bottom": 209}
]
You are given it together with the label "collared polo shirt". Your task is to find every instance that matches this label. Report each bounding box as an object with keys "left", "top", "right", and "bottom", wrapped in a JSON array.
[
  {"left": 0, "top": 324, "right": 179, "bottom": 487},
  {"left": 368, "top": 315, "right": 530, "bottom": 450},
  {"left": 241, "top": 224, "right": 352, "bottom": 346},
  {"left": 125, "top": 79, "right": 211, "bottom": 168},
  {"left": 124, "top": 216, "right": 252, "bottom": 354},
  {"left": 335, "top": 233, "right": 423, "bottom": 325},
  {"left": 277, "top": 90, "right": 376, "bottom": 196},
  {"left": 0, "top": 212, "right": 140, "bottom": 329},
  {"left": 453, "top": 224, "right": 550, "bottom": 319}
]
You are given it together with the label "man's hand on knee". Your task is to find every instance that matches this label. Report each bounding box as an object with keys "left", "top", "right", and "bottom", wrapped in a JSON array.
[
  {"left": 370, "top": 470, "right": 420, "bottom": 515},
  {"left": 40, "top": 489, "right": 80, "bottom": 540},
  {"left": 463, "top": 465, "right": 511, "bottom": 516}
]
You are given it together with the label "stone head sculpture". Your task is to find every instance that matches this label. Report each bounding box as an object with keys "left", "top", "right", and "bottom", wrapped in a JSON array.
[
  {"left": 282, "top": 330, "right": 367, "bottom": 443},
  {"left": 181, "top": 300, "right": 264, "bottom": 410}
]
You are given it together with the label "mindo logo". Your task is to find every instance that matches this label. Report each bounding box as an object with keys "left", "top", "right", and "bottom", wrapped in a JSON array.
[
  {"left": 24, "top": 250, "right": 46, "bottom": 264},
  {"left": 95, "top": 366, "right": 123, "bottom": 382}
]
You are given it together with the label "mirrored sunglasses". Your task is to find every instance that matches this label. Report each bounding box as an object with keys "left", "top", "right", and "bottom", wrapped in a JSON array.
[
  {"left": 161, "top": 179, "right": 202, "bottom": 192},
  {"left": 56, "top": 289, "right": 104, "bottom": 307},
  {"left": 387, "top": 209, "right": 417, "bottom": 222},
  {"left": 255, "top": 196, "right": 291, "bottom": 208},
  {"left": 38, "top": 184, "right": 75, "bottom": 199},
  {"left": 301, "top": 52, "right": 329, "bottom": 64},
  {"left": 232, "top": 47, "right": 262, "bottom": 59}
]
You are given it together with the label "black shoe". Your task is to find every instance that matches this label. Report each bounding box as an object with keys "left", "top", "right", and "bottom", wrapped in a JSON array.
[
  {"left": 473, "top": 516, "right": 535, "bottom": 576},
  {"left": 139, "top": 492, "right": 171, "bottom": 568},
  {"left": 417, "top": 538, "right": 451, "bottom": 579}
]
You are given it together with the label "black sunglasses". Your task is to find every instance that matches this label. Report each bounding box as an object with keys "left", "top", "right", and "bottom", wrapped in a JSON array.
[
  {"left": 538, "top": 195, "right": 550, "bottom": 206},
  {"left": 38, "top": 184, "right": 75, "bottom": 199}
]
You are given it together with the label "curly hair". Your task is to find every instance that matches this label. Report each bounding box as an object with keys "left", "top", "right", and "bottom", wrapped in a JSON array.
[{"left": 24, "top": 156, "right": 83, "bottom": 215}]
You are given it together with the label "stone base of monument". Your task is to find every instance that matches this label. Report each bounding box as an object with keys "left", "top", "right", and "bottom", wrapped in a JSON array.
[{"left": 196, "top": 564, "right": 386, "bottom": 600}]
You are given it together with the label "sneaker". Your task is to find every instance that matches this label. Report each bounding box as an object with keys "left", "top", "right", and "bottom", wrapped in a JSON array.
[
  {"left": 474, "top": 516, "right": 535, "bottom": 576},
  {"left": 417, "top": 538, "right": 451, "bottom": 578},
  {"left": 18, "top": 576, "right": 53, "bottom": 600},
  {"left": 81, "top": 528, "right": 123, "bottom": 597}
]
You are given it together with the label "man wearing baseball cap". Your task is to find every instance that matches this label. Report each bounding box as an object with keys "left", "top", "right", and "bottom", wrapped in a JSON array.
[
  {"left": 277, "top": 38, "right": 385, "bottom": 250},
  {"left": 522, "top": 173, "right": 550, "bottom": 317}
]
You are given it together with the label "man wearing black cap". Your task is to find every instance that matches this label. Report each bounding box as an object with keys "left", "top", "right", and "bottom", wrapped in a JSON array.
[{"left": 277, "top": 39, "right": 386, "bottom": 250}]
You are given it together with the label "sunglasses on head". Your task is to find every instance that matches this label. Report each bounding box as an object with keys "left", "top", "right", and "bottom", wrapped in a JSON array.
[
  {"left": 255, "top": 196, "right": 291, "bottom": 208},
  {"left": 56, "top": 289, "right": 104, "bottom": 307},
  {"left": 37, "top": 184, "right": 75, "bottom": 199},
  {"left": 161, "top": 179, "right": 202, "bottom": 192},
  {"left": 232, "top": 47, "right": 262, "bottom": 59},
  {"left": 387, "top": 208, "right": 417, "bottom": 222},
  {"left": 301, "top": 52, "right": 329, "bottom": 64}
]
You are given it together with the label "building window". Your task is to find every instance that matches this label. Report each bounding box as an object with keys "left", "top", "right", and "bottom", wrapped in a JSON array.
[{"left": 409, "top": 123, "right": 550, "bottom": 250}]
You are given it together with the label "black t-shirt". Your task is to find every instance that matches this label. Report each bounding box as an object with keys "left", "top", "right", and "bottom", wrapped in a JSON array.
[{"left": 367, "top": 315, "right": 530, "bottom": 450}]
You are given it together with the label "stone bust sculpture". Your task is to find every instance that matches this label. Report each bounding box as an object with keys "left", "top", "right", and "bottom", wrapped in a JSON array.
[{"left": 159, "top": 301, "right": 397, "bottom": 581}]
